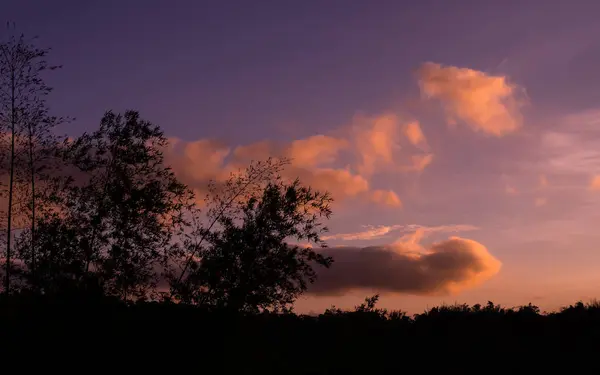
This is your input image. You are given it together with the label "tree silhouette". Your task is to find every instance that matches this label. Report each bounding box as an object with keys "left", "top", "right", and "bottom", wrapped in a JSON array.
[
  {"left": 0, "top": 32, "right": 68, "bottom": 293},
  {"left": 172, "top": 165, "right": 334, "bottom": 312},
  {"left": 0, "top": 33, "right": 23, "bottom": 293},
  {"left": 173, "top": 157, "right": 290, "bottom": 286},
  {"left": 21, "top": 110, "right": 193, "bottom": 298}
]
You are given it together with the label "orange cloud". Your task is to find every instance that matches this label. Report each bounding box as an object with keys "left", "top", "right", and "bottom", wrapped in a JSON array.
[
  {"left": 163, "top": 113, "right": 434, "bottom": 208},
  {"left": 370, "top": 190, "right": 402, "bottom": 207},
  {"left": 232, "top": 140, "right": 278, "bottom": 162},
  {"left": 353, "top": 114, "right": 401, "bottom": 175},
  {"left": 288, "top": 135, "right": 349, "bottom": 168},
  {"left": 323, "top": 223, "right": 478, "bottom": 242},
  {"left": 410, "top": 153, "right": 434, "bottom": 171},
  {"left": 418, "top": 62, "right": 526, "bottom": 137},
  {"left": 293, "top": 167, "right": 370, "bottom": 199},
  {"left": 229, "top": 140, "right": 371, "bottom": 201},
  {"left": 590, "top": 175, "right": 600, "bottom": 190},
  {"left": 322, "top": 224, "right": 404, "bottom": 241},
  {"left": 168, "top": 138, "right": 230, "bottom": 181},
  {"left": 351, "top": 114, "right": 432, "bottom": 174},
  {"left": 309, "top": 236, "right": 501, "bottom": 296},
  {"left": 404, "top": 121, "right": 428, "bottom": 150}
]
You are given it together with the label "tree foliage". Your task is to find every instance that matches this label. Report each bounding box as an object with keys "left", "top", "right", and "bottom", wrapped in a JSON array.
[
  {"left": 17, "top": 110, "right": 194, "bottom": 299},
  {"left": 9, "top": 109, "right": 335, "bottom": 310},
  {"left": 0, "top": 33, "right": 66, "bottom": 293},
  {"left": 173, "top": 168, "right": 334, "bottom": 312},
  {"left": 0, "top": 33, "right": 337, "bottom": 313}
]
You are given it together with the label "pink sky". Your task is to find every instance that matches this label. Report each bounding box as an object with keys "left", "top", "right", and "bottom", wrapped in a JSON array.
[
  {"left": 7, "top": 1, "right": 600, "bottom": 313},
  {"left": 165, "top": 61, "right": 600, "bottom": 313}
]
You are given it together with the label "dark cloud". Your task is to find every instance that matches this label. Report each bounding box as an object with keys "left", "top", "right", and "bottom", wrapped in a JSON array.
[{"left": 309, "top": 237, "right": 501, "bottom": 296}]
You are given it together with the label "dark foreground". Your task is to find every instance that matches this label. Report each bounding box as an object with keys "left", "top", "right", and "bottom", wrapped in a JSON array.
[{"left": 1, "top": 294, "right": 600, "bottom": 373}]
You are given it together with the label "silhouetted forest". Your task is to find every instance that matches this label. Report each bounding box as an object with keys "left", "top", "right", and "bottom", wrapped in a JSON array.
[
  {"left": 2, "top": 293, "right": 600, "bottom": 371},
  {"left": 1, "top": 32, "right": 599, "bottom": 372}
]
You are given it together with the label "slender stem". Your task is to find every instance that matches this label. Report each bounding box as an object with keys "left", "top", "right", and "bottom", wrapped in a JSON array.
[
  {"left": 5, "top": 68, "right": 15, "bottom": 295},
  {"left": 29, "top": 121, "right": 36, "bottom": 288}
]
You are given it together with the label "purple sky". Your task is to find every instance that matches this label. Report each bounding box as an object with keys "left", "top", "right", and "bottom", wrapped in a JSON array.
[{"left": 7, "top": 0, "right": 600, "bottom": 313}]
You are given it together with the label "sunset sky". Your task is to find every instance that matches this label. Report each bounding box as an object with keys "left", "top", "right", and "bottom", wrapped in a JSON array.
[{"left": 7, "top": 0, "right": 600, "bottom": 313}]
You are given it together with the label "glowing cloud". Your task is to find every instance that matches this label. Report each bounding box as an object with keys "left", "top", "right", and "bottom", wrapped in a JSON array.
[
  {"left": 370, "top": 190, "right": 402, "bottom": 207},
  {"left": 288, "top": 135, "right": 349, "bottom": 168},
  {"left": 404, "top": 121, "right": 428, "bottom": 150},
  {"left": 309, "top": 236, "right": 501, "bottom": 296},
  {"left": 418, "top": 62, "right": 526, "bottom": 136},
  {"left": 162, "top": 112, "right": 436, "bottom": 208},
  {"left": 353, "top": 114, "right": 401, "bottom": 175},
  {"left": 590, "top": 176, "right": 600, "bottom": 190},
  {"left": 322, "top": 225, "right": 404, "bottom": 241},
  {"left": 403, "top": 224, "right": 479, "bottom": 234},
  {"left": 323, "top": 223, "right": 478, "bottom": 241},
  {"left": 293, "top": 167, "right": 370, "bottom": 199},
  {"left": 407, "top": 153, "right": 434, "bottom": 172},
  {"left": 166, "top": 138, "right": 230, "bottom": 182}
]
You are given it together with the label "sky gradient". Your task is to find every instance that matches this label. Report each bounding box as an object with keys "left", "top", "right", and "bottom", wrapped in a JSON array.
[{"left": 6, "top": 0, "right": 600, "bottom": 313}]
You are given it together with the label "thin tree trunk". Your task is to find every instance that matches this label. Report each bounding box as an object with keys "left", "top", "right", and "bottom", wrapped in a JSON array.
[
  {"left": 28, "top": 124, "right": 35, "bottom": 288},
  {"left": 5, "top": 70, "right": 15, "bottom": 294}
]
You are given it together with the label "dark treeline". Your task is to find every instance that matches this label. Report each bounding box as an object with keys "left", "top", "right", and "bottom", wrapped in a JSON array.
[
  {"left": 1, "top": 33, "right": 599, "bottom": 371},
  {"left": 2, "top": 294, "right": 600, "bottom": 371}
]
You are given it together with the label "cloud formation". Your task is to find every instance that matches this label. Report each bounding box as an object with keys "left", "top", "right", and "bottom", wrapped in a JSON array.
[
  {"left": 505, "top": 185, "right": 518, "bottom": 196},
  {"left": 590, "top": 176, "right": 600, "bottom": 190},
  {"left": 322, "top": 225, "right": 404, "bottom": 241},
  {"left": 322, "top": 224, "right": 478, "bottom": 241},
  {"left": 418, "top": 62, "right": 526, "bottom": 137},
  {"left": 540, "top": 112, "right": 600, "bottom": 177},
  {"left": 288, "top": 135, "right": 349, "bottom": 169},
  {"left": 309, "top": 236, "right": 501, "bottom": 296},
  {"left": 370, "top": 190, "right": 402, "bottom": 207},
  {"left": 408, "top": 153, "right": 434, "bottom": 172},
  {"left": 403, "top": 121, "right": 428, "bottom": 150},
  {"left": 352, "top": 114, "right": 403, "bottom": 176},
  {"left": 164, "top": 113, "right": 432, "bottom": 207}
]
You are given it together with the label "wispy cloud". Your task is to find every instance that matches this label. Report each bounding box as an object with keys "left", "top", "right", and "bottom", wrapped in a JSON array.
[
  {"left": 402, "top": 224, "right": 480, "bottom": 235},
  {"left": 322, "top": 225, "right": 405, "bottom": 241},
  {"left": 539, "top": 109, "right": 600, "bottom": 179},
  {"left": 322, "top": 224, "right": 479, "bottom": 241}
]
